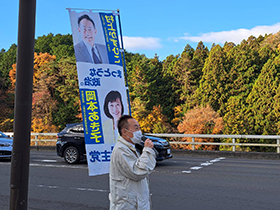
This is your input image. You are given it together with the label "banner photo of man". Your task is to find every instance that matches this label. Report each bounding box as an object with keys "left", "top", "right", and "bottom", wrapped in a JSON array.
[{"left": 68, "top": 9, "right": 129, "bottom": 176}]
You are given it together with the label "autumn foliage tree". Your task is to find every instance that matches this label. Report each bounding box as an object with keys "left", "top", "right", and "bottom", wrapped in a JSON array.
[
  {"left": 9, "top": 52, "right": 56, "bottom": 88},
  {"left": 132, "top": 105, "right": 172, "bottom": 134},
  {"left": 175, "top": 105, "right": 224, "bottom": 150},
  {"left": 9, "top": 52, "right": 58, "bottom": 132}
]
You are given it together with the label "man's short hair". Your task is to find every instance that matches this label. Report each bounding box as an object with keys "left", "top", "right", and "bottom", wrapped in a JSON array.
[
  {"left": 118, "top": 115, "right": 133, "bottom": 136},
  {"left": 78, "top": 14, "right": 95, "bottom": 28}
]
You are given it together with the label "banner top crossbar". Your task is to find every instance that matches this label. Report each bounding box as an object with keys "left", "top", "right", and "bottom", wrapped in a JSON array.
[{"left": 66, "top": 8, "right": 119, "bottom": 14}]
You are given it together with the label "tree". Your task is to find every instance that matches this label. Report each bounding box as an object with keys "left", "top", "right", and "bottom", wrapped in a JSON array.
[
  {"left": 260, "top": 31, "right": 280, "bottom": 50},
  {"left": 0, "top": 44, "right": 17, "bottom": 88},
  {"left": 227, "top": 36, "right": 262, "bottom": 96},
  {"left": 8, "top": 52, "right": 80, "bottom": 132},
  {"left": 35, "top": 33, "right": 74, "bottom": 60},
  {"left": 273, "top": 84, "right": 280, "bottom": 135},
  {"left": 9, "top": 52, "right": 57, "bottom": 89},
  {"left": 132, "top": 105, "right": 172, "bottom": 134},
  {"left": 127, "top": 54, "right": 166, "bottom": 116},
  {"left": 218, "top": 37, "right": 263, "bottom": 116},
  {"left": 161, "top": 54, "right": 180, "bottom": 121},
  {"left": 51, "top": 57, "right": 81, "bottom": 128},
  {"left": 189, "top": 41, "right": 209, "bottom": 93},
  {"left": 0, "top": 45, "right": 17, "bottom": 130},
  {"left": 223, "top": 96, "right": 250, "bottom": 135},
  {"left": 221, "top": 96, "right": 250, "bottom": 151},
  {"left": 33, "top": 56, "right": 80, "bottom": 130},
  {"left": 241, "top": 56, "right": 280, "bottom": 152},
  {"left": 246, "top": 56, "right": 280, "bottom": 135},
  {"left": 190, "top": 45, "right": 228, "bottom": 111},
  {"left": 176, "top": 105, "right": 223, "bottom": 150},
  {"left": 172, "top": 44, "right": 194, "bottom": 102}
]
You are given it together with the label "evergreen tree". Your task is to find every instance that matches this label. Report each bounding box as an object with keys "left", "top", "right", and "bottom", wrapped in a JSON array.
[
  {"left": 246, "top": 56, "right": 280, "bottom": 136},
  {"left": 187, "top": 41, "right": 209, "bottom": 97},
  {"left": 243, "top": 56, "right": 280, "bottom": 152},
  {"left": 220, "top": 36, "right": 262, "bottom": 115},
  {"left": 172, "top": 44, "right": 194, "bottom": 102},
  {"left": 0, "top": 44, "right": 17, "bottom": 88},
  {"left": 273, "top": 84, "right": 280, "bottom": 135},
  {"left": 190, "top": 44, "right": 228, "bottom": 111},
  {"left": 35, "top": 33, "right": 74, "bottom": 60},
  {"left": 161, "top": 54, "right": 180, "bottom": 121}
]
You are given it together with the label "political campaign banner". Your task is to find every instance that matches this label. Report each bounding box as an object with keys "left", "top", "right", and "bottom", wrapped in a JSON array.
[{"left": 68, "top": 9, "right": 129, "bottom": 176}]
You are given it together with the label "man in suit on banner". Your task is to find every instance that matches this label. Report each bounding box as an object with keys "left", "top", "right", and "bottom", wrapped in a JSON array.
[{"left": 74, "top": 14, "right": 109, "bottom": 64}]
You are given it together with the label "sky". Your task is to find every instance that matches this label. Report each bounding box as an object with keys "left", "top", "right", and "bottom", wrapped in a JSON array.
[{"left": 1, "top": 0, "right": 280, "bottom": 61}]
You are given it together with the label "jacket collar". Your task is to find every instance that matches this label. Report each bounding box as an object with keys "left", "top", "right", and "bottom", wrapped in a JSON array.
[{"left": 118, "top": 136, "right": 137, "bottom": 152}]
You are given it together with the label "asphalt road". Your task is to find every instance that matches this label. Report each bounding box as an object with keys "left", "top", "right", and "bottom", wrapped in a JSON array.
[{"left": 0, "top": 151, "right": 280, "bottom": 210}]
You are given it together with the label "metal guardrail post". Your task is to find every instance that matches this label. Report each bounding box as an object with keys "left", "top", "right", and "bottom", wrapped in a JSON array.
[
  {"left": 35, "top": 135, "right": 38, "bottom": 146},
  {"left": 192, "top": 137, "right": 195, "bottom": 151},
  {"left": 232, "top": 138, "right": 236, "bottom": 152},
  {"left": 277, "top": 139, "right": 280, "bottom": 153}
]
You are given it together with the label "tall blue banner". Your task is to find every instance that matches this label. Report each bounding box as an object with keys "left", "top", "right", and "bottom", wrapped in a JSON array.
[{"left": 68, "top": 9, "right": 129, "bottom": 176}]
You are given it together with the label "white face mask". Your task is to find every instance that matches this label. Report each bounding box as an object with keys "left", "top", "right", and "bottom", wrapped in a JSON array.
[{"left": 126, "top": 129, "right": 142, "bottom": 144}]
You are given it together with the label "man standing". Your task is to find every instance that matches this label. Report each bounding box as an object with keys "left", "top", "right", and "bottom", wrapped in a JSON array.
[
  {"left": 74, "top": 14, "right": 109, "bottom": 64},
  {"left": 109, "top": 115, "right": 156, "bottom": 210}
]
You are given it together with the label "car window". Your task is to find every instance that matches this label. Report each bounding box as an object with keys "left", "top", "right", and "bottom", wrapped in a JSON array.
[{"left": 69, "top": 125, "right": 84, "bottom": 133}]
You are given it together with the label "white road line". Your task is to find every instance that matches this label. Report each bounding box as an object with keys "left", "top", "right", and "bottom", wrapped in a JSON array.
[
  {"left": 37, "top": 184, "right": 59, "bottom": 189},
  {"left": 41, "top": 160, "right": 57, "bottom": 163},
  {"left": 190, "top": 166, "right": 203, "bottom": 170},
  {"left": 201, "top": 162, "right": 213, "bottom": 166},
  {"left": 31, "top": 184, "right": 109, "bottom": 193},
  {"left": 210, "top": 159, "right": 221, "bottom": 163},
  {"left": 0, "top": 161, "right": 87, "bottom": 169},
  {"left": 70, "top": 187, "right": 109, "bottom": 193},
  {"left": 182, "top": 157, "right": 226, "bottom": 174},
  {"left": 29, "top": 163, "right": 87, "bottom": 169}
]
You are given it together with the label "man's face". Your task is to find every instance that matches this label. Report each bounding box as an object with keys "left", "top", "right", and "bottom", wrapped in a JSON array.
[
  {"left": 125, "top": 118, "right": 141, "bottom": 139},
  {"left": 78, "top": 18, "right": 97, "bottom": 46}
]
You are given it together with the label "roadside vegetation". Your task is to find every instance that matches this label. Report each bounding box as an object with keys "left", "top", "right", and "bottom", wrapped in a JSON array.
[{"left": 1, "top": 32, "right": 280, "bottom": 152}]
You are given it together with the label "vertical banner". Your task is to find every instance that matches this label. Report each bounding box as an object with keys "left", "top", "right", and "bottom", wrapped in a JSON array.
[{"left": 68, "top": 9, "right": 129, "bottom": 176}]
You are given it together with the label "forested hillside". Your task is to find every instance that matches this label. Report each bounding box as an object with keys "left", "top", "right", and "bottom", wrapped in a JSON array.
[{"left": 1, "top": 32, "right": 280, "bottom": 152}]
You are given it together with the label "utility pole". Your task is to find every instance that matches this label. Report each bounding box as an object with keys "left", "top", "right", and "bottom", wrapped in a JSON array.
[{"left": 10, "top": 0, "right": 36, "bottom": 209}]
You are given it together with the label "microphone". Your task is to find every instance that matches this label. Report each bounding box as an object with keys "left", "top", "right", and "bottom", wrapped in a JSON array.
[
  {"left": 141, "top": 135, "right": 148, "bottom": 142},
  {"left": 141, "top": 136, "right": 159, "bottom": 156}
]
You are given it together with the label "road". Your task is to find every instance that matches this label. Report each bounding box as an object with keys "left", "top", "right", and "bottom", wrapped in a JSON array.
[{"left": 0, "top": 151, "right": 280, "bottom": 210}]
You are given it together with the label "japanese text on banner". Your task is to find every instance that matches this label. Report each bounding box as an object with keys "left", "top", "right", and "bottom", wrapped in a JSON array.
[{"left": 80, "top": 89, "right": 104, "bottom": 144}]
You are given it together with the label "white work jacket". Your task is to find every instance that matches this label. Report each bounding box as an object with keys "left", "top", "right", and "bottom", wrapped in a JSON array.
[{"left": 109, "top": 136, "right": 156, "bottom": 210}]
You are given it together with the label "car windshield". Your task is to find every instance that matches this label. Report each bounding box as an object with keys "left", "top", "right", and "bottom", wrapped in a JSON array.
[{"left": 0, "top": 131, "right": 8, "bottom": 138}]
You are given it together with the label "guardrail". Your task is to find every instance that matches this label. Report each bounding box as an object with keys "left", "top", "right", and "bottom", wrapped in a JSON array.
[
  {"left": 145, "top": 133, "right": 280, "bottom": 153},
  {"left": 4, "top": 132, "right": 57, "bottom": 146},
  {"left": 4, "top": 132, "right": 280, "bottom": 153}
]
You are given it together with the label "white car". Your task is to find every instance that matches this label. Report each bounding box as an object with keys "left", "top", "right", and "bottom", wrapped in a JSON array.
[{"left": 0, "top": 131, "right": 13, "bottom": 159}]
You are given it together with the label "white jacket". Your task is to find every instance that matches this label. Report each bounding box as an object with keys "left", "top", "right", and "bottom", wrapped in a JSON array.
[{"left": 109, "top": 136, "right": 156, "bottom": 210}]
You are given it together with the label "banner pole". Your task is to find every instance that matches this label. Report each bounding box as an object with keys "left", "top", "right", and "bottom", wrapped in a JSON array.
[{"left": 117, "top": 9, "right": 131, "bottom": 115}]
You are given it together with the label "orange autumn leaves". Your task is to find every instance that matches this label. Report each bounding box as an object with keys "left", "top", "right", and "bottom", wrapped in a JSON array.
[
  {"left": 9, "top": 52, "right": 57, "bottom": 133},
  {"left": 175, "top": 105, "right": 223, "bottom": 150},
  {"left": 9, "top": 52, "right": 56, "bottom": 89},
  {"left": 132, "top": 102, "right": 224, "bottom": 151}
]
